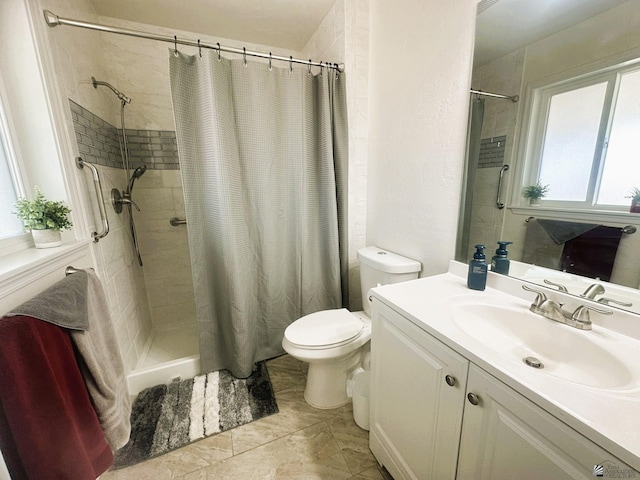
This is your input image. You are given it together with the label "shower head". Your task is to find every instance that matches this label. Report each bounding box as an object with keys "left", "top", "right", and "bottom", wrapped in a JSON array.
[
  {"left": 127, "top": 165, "right": 147, "bottom": 193},
  {"left": 92, "top": 76, "right": 131, "bottom": 104},
  {"left": 132, "top": 165, "right": 147, "bottom": 179}
]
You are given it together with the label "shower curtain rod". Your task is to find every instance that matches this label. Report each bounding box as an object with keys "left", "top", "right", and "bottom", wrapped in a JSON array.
[
  {"left": 43, "top": 10, "right": 345, "bottom": 73},
  {"left": 470, "top": 89, "right": 519, "bottom": 102}
]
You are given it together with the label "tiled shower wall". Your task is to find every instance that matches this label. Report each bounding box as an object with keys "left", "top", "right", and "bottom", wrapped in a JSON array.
[
  {"left": 302, "top": 0, "right": 370, "bottom": 310},
  {"left": 71, "top": 100, "right": 195, "bottom": 337}
]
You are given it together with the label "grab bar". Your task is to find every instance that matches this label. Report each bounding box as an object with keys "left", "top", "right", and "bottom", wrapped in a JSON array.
[
  {"left": 170, "top": 217, "right": 187, "bottom": 226},
  {"left": 76, "top": 157, "right": 109, "bottom": 242},
  {"left": 496, "top": 164, "right": 509, "bottom": 209}
]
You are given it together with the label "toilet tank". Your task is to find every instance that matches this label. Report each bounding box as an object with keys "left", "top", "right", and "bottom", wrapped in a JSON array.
[{"left": 358, "top": 246, "right": 421, "bottom": 316}]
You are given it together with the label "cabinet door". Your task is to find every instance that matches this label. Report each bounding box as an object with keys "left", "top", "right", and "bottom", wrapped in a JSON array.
[
  {"left": 370, "top": 301, "right": 468, "bottom": 480},
  {"left": 458, "top": 365, "right": 633, "bottom": 480}
]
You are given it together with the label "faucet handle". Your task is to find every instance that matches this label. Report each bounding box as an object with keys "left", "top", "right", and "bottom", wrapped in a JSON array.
[
  {"left": 543, "top": 279, "right": 568, "bottom": 292},
  {"left": 522, "top": 284, "right": 547, "bottom": 309},
  {"left": 571, "top": 304, "right": 613, "bottom": 325},
  {"left": 597, "top": 297, "right": 633, "bottom": 307}
]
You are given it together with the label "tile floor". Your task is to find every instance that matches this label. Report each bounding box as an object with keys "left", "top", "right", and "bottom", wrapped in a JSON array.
[{"left": 101, "top": 354, "right": 393, "bottom": 479}]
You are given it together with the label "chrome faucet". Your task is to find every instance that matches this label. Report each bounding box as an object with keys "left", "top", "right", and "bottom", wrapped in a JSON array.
[
  {"left": 581, "top": 283, "right": 605, "bottom": 300},
  {"left": 522, "top": 285, "right": 612, "bottom": 330}
]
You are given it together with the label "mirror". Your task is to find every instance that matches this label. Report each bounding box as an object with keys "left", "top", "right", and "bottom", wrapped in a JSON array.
[{"left": 457, "top": 0, "right": 640, "bottom": 314}]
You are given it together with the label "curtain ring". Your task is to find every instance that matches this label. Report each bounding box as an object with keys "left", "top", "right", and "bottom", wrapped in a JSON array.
[
  {"left": 243, "top": 47, "right": 247, "bottom": 67},
  {"left": 289, "top": 56, "right": 293, "bottom": 74},
  {"left": 334, "top": 63, "right": 339, "bottom": 80},
  {"left": 197, "top": 39, "right": 202, "bottom": 59},
  {"left": 268, "top": 52, "right": 272, "bottom": 71},
  {"left": 319, "top": 61, "right": 323, "bottom": 77},
  {"left": 173, "top": 35, "right": 179, "bottom": 57},
  {"left": 216, "top": 42, "right": 221, "bottom": 61},
  {"left": 307, "top": 59, "right": 312, "bottom": 76}
]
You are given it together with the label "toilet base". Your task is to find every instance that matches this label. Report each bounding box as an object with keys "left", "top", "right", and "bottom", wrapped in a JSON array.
[{"left": 303, "top": 350, "right": 362, "bottom": 409}]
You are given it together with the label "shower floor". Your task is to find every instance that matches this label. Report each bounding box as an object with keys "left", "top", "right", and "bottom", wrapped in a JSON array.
[
  {"left": 128, "top": 324, "right": 200, "bottom": 395},
  {"left": 141, "top": 324, "right": 198, "bottom": 367}
]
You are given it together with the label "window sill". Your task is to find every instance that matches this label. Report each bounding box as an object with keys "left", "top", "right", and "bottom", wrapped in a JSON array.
[
  {"left": 510, "top": 206, "right": 640, "bottom": 225},
  {"left": 0, "top": 239, "right": 93, "bottom": 304}
]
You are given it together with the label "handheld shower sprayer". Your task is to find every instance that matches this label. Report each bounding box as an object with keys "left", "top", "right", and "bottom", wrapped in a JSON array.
[{"left": 127, "top": 165, "right": 147, "bottom": 193}]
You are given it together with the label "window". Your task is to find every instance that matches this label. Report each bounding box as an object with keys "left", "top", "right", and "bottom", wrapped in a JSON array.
[
  {"left": 0, "top": 99, "right": 24, "bottom": 241},
  {"left": 526, "top": 61, "right": 640, "bottom": 211}
]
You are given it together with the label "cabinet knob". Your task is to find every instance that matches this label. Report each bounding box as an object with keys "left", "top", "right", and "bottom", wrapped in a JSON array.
[
  {"left": 467, "top": 392, "right": 480, "bottom": 406},
  {"left": 445, "top": 375, "right": 456, "bottom": 387}
]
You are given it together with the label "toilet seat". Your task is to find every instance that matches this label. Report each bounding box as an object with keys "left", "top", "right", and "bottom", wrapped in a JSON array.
[{"left": 285, "top": 309, "right": 364, "bottom": 349}]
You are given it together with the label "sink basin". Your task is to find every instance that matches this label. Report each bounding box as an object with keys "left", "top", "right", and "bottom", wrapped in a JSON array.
[{"left": 450, "top": 297, "right": 634, "bottom": 389}]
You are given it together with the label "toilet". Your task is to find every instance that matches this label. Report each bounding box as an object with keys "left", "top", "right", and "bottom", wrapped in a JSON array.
[{"left": 282, "top": 246, "right": 421, "bottom": 409}]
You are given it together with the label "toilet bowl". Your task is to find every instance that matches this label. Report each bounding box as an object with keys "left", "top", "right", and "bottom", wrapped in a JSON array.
[
  {"left": 282, "top": 246, "right": 421, "bottom": 409},
  {"left": 282, "top": 309, "right": 370, "bottom": 409}
]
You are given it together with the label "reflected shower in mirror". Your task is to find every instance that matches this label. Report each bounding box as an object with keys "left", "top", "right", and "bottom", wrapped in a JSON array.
[{"left": 456, "top": 0, "right": 640, "bottom": 314}]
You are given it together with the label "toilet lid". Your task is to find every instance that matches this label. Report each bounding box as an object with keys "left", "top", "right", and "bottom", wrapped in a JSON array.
[{"left": 285, "top": 308, "right": 364, "bottom": 348}]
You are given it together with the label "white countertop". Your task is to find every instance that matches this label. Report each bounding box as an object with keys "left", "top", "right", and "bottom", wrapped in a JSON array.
[{"left": 371, "top": 260, "right": 640, "bottom": 472}]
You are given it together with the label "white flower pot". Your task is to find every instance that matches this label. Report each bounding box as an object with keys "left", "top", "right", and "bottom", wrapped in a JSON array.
[
  {"left": 529, "top": 197, "right": 541, "bottom": 206},
  {"left": 31, "top": 229, "right": 62, "bottom": 249}
]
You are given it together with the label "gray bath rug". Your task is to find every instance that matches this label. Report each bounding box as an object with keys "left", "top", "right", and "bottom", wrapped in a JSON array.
[{"left": 112, "top": 361, "right": 278, "bottom": 469}]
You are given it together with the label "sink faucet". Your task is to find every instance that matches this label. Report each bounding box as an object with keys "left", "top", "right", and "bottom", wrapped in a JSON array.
[
  {"left": 581, "top": 283, "right": 605, "bottom": 300},
  {"left": 522, "top": 285, "right": 612, "bottom": 330}
]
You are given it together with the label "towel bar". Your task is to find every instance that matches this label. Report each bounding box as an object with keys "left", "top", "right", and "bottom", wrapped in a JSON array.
[{"left": 65, "top": 266, "right": 81, "bottom": 276}]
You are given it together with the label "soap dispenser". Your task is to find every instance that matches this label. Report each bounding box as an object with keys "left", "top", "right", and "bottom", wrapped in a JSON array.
[
  {"left": 491, "top": 241, "right": 513, "bottom": 275},
  {"left": 467, "top": 244, "right": 488, "bottom": 291}
]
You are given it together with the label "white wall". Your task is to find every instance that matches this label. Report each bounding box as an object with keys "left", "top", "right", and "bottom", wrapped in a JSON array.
[
  {"left": 367, "top": 0, "right": 477, "bottom": 277},
  {"left": 302, "top": 0, "right": 370, "bottom": 309}
]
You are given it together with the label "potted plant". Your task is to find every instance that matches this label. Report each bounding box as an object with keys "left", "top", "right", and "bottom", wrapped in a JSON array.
[
  {"left": 522, "top": 182, "right": 550, "bottom": 206},
  {"left": 626, "top": 188, "right": 640, "bottom": 213},
  {"left": 13, "top": 187, "right": 72, "bottom": 248}
]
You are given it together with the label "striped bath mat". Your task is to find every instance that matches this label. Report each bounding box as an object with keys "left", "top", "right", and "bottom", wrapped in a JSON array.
[{"left": 113, "top": 361, "right": 278, "bottom": 469}]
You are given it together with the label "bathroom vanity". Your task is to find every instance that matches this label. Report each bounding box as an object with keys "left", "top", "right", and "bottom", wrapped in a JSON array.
[{"left": 369, "top": 261, "right": 640, "bottom": 480}]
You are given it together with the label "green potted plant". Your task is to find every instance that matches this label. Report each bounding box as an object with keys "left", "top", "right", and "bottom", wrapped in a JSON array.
[
  {"left": 13, "top": 187, "right": 72, "bottom": 248},
  {"left": 522, "top": 182, "right": 550, "bottom": 206},
  {"left": 626, "top": 188, "right": 640, "bottom": 213}
]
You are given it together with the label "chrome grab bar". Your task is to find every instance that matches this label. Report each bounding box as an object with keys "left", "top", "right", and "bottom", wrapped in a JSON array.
[
  {"left": 76, "top": 157, "right": 109, "bottom": 242},
  {"left": 170, "top": 217, "right": 187, "bottom": 226},
  {"left": 496, "top": 164, "right": 509, "bottom": 209}
]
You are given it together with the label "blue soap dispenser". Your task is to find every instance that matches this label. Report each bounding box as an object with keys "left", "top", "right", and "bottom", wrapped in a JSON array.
[
  {"left": 467, "top": 244, "right": 488, "bottom": 291},
  {"left": 491, "top": 241, "right": 513, "bottom": 275}
]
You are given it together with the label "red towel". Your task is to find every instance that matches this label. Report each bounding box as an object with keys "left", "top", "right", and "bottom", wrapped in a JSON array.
[{"left": 0, "top": 315, "right": 113, "bottom": 479}]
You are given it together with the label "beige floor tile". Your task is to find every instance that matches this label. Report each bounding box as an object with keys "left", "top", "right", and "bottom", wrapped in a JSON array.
[
  {"left": 265, "top": 354, "right": 307, "bottom": 392},
  {"left": 101, "top": 432, "right": 234, "bottom": 480},
  {"left": 231, "top": 386, "right": 337, "bottom": 454},
  {"left": 183, "top": 423, "right": 351, "bottom": 479},
  {"left": 350, "top": 466, "right": 394, "bottom": 480}
]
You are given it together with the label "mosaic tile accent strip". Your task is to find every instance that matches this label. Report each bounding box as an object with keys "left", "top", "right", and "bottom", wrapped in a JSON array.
[
  {"left": 478, "top": 135, "right": 506, "bottom": 168},
  {"left": 69, "top": 100, "right": 180, "bottom": 170}
]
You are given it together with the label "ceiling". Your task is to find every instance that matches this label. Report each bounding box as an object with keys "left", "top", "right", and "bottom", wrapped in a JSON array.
[
  {"left": 475, "top": 0, "right": 632, "bottom": 66},
  {"left": 87, "top": 0, "right": 337, "bottom": 51},
  {"left": 87, "top": 0, "right": 631, "bottom": 63}
]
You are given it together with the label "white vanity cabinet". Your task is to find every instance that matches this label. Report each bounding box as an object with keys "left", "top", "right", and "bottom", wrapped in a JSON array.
[
  {"left": 370, "top": 298, "right": 634, "bottom": 480},
  {"left": 369, "top": 300, "right": 468, "bottom": 480},
  {"left": 458, "top": 365, "right": 629, "bottom": 480}
]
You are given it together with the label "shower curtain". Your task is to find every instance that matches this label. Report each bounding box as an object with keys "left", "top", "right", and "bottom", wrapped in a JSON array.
[
  {"left": 169, "top": 51, "right": 348, "bottom": 378},
  {"left": 457, "top": 97, "right": 485, "bottom": 261}
]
